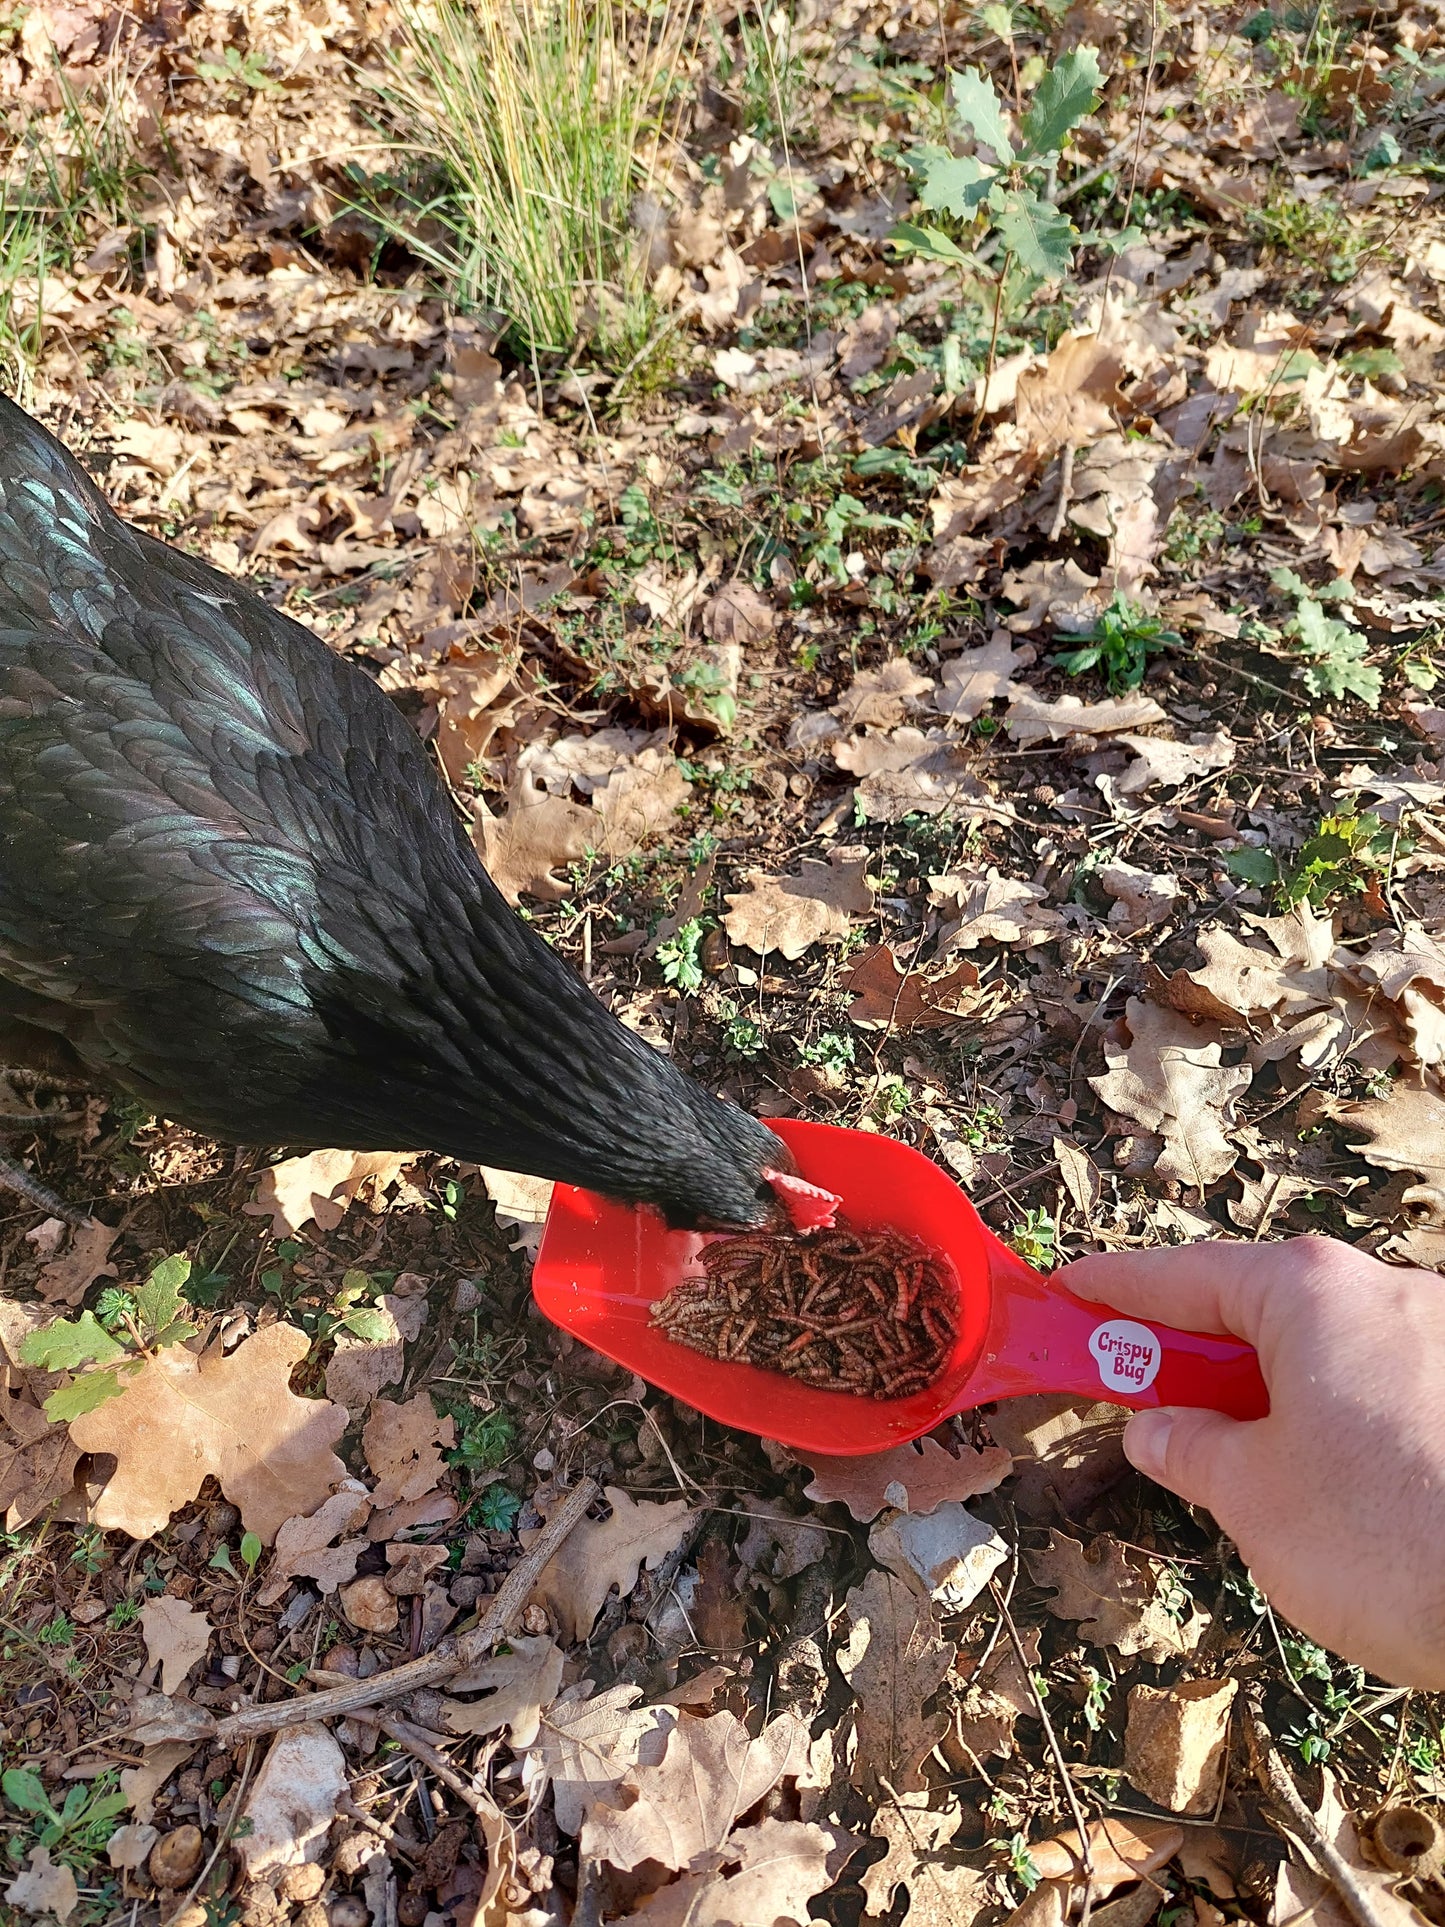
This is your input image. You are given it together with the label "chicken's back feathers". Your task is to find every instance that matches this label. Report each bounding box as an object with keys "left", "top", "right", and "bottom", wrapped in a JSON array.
[{"left": 0, "top": 393, "right": 782, "bottom": 1226}]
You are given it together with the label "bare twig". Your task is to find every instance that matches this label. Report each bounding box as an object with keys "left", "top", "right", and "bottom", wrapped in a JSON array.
[
  {"left": 1049, "top": 443, "right": 1076, "bottom": 543},
  {"left": 209, "top": 1478, "right": 599, "bottom": 1747},
  {"left": 1244, "top": 1703, "right": 1398, "bottom": 1927}
]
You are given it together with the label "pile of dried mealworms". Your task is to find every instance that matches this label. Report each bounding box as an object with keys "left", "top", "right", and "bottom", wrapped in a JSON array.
[{"left": 650, "top": 1222, "right": 957, "bottom": 1398}]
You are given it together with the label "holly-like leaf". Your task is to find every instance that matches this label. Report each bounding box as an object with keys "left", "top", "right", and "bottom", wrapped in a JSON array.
[
  {"left": 134, "top": 1254, "right": 190, "bottom": 1336},
  {"left": 20, "top": 1311, "right": 125, "bottom": 1373},
  {"left": 1019, "top": 46, "right": 1103, "bottom": 158},
  {"left": 949, "top": 66, "right": 1014, "bottom": 160},
  {"left": 991, "top": 187, "right": 1079, "bottom": 278},
  {"left": 912, "top": 147, "right": 992, "bottom": 218}
]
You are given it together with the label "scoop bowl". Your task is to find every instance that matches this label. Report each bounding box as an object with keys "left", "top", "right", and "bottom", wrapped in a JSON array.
[{"left": 532, "top": 1117, "right": 1267, "bottom": 1456}]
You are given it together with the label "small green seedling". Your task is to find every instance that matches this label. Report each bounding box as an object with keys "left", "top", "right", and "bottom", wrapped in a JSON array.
[
  {"left": 1052, "top": 592, "right": 1180, "bottom": 693},
  {"left": 1271, "top": 567, "right": 1381, "bottom": 706},
  {"left": 1009, "top": 1208, "right": 1057, "bottom": 1269},
  {"left": 657, "top": 917, "right": 709, "bottom": 993},
  {"left": 893, "top": 49, "right": 1102, "bottom": 283},
  {"left": 3, "top": 1767, "right": 128, "bottom": 1868},
  {"left": 21, "top": 1254, "right": 197, "bottom": 1421},
  {"left": 1280, "top": 809, "right": 1395, "bottom": 910}
]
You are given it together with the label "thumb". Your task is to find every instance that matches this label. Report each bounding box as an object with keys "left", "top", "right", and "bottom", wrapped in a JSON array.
[{"left": 1123, "top": 1405, "right": 1247, "bottom": 1515}]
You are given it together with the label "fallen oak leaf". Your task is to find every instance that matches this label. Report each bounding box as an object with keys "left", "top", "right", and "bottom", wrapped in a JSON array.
[
  {"left": 443, "top": 1633, "right": 565, "bottom": 1748},
  {"left": 34, "top": 1220, "right": 118, "bottom": 1308},
  {"left": 580, "top": 1707, "right": 808, "bottom": 1871},
  {"left": 362, "top": 1391, "right": 454, "bottom": 1510},
  {"left": 244, "top": 1148, "right": 411, "bottom": 1238},
  {"left": 835, "top": 728, "right": 998, "bottom": 821},
  {"left": 257, "top": 1479, "right": 373, "bottom": 1607},
  {"left": 802, "top": 1437, "right": 1011, "bottom": 1522},
  {"left": 840, "top": 945, "right": 980, "bottom": 1031},
  {"left": 1004, "top": 689, "right": 1166, "bottom": 746},
  {"left": 838, "top": 1569, "right": 955, "bottom": 1794},
  {"left": 1090, "top": 997, "right": 1251, "bottom": 1188},
  {"left": 609, "top": 1817, "right": 851, "bottom": 1927},
  {"left": 1114, "top": 729, "right": 1235, "bottom": 796},
  {"left": 930, "top": 869, "right": 1064, "bottom": 953},
  {"left": 139, "top": 1596, "right": 212, "bottom": 1696},
  {"left": 528, "top": 1484, "right": 696, "bottom": 1643},
  {"left": 832, "top": 656, "right": 935, "bottom": 729},
  {"left": 67, "top": 1323, "right": 346, "bottom": 1543},
  {"left": 522, "top": 1681, "right": 674, "bottom": 1835},
  {"left": 1029, "top": 1530, "right": 1208, "bottom": 1662},
  {"left": 723, "top": 848, "right": 873, "bottom": 961},
  {"left": 4, "top": 1845, "right": 78, "bottom": 1924},
  {"left": 1030, "top": 1815, "right": 1184, "bottom": 1896},
  {"left": 934, "top": 634, "right": 1030, "bottom": 722},
  {"left": 473, "top": 767, "right": 599, "bottom": 904}
]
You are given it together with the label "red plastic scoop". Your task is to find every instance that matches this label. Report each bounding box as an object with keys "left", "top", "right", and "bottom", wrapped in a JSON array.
[{"left": 532, "top": 1118, "right": 1267, "bottom": 1456}]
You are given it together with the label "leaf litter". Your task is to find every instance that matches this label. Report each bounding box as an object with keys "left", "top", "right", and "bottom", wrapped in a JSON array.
[{"left": 1, "top": 0, "right": 1444, "bottom": 1918}]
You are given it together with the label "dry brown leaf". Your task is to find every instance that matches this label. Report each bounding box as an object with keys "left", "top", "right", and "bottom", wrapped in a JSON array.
[
  {"left": 5, "top": 1846, "right": 78, "bottom": 1923},
  {"left": 954, "top": 1624, "right": 1041, "bottom": 1764},
  {"left": 430, "top": 647, "right": 521, "bottom": 787},
  {"left": 1325, "top": 1087, "right": 1445, "bottom": 1196},
  {"left": 692, "top": 1537, "right": 747, "bottom": 1652},
  {"left": 593, "top": 748, "right": 691, "bottom": 858},
  {"left": 1099, "top": 859, "right": 1181, "bottom": 936},
  {"left": 0, "top": 1319, "right": 81, "bottom": 1532},
  {"left": 244, "top": 1148, "right": 410, "bottom": 1238},
  {"left": 1115, "top": 730, "right": 1236, "bottom": 796},
  {"left": 139, "top": 1596, "right": 212, "bottom": 1697},
  {"left": 580, "top": 1707, "right": 807, "bottom": 1871},
  {"left": 362, "top": 1392, "right": 455, "bottom": 1511},
  {"left": 524, "top": 1682, "right": 673, "bottom": 1836},
  {"left": 34, "top": 1220, "right": 118, "bottom": 1308},
  {"left": 701, "top": 580, "right": 775, "bottom": 648},
  {"left": 1014, "top": 331, "right": 1126, "bottom": 454},
  {"left": 935, "top": 635, "right": 1030, "bottom": 722},
  {"left": 257, "top": 1480, "right": 372, "bottom": 1606},
  {"left": 339, "top": 1574, "right": 398, "bottom": 1634},
  {"left": 473, "top": 768, "right": 599, "bottom": 904},
  {"left": 609, "top": 1817, "right": 847, "bottom": 1926},
  {"left": 835, "top": 728, "right": 996, "bottom": 821},
  {"left": 476, "top": 1163, "right": 554, "bottom": 1255},
  {"left": 837, "top": 1569, "right": 955, "bottom": 1794},
  {"left": 106, "top": 1824, "right": 159, "bottom": 1872},
  {"left": 1189, "top": 908, "right": 1334, "bottom": 1025},
  {"left": 1030, "top": 1816, "right": 1184, "bottom": 1894},
  {"left": 1005, "top": 689, "right": 1167, "bottom": 745},
  {"left": 860, "top": 1790, "right": 960, "bottom": 1917},
  {"left": 735, "top": 1504, "right": 829, "bottom": 1580},
  {"left": 1029, "top": 1530, "right": 1208, "bottom": 1662},
  {"left": 1000, "top": 558, "right": 1107, "bottom": 634},
  {"left": 723, "top": 848, "right": 872, "bottom": 960},
  {"left": 832, "top": 657, "right": 934, "bottom": 730},
  {"left": 68, "top": 1323, "right": 347, "bottom": 1544},
  {"left": 888, "top": 1858, "right": 994, "bottom": 1927},
  {"left": 1125, "top": 1677, "right": 1237, "bottom": 1814},
  {"left": 324, "top": 1299, "right": 404, "bottom": 1411},
  {"left": 930, "top": 870, "right": 1064, "bottom": 953},
  {"left": 1344, "top": 926, "right": 1445, "bottom": 1071},
  {"left": 986, "top": 1396, "right": 1127, "bottom": 1521},
  {"left": 1090, "top": 997, "right": 1252, "bottom": 1188},
  {"left": 1067, "top": 435, "right": 1173, "bottom": 598},
  {"left": 801, "top": 1438, "right": 1011, "bottom": 1523},
  {"left": 443, "top": 1633, "right": 564, "bottom": 1748},
  {"left": 529, "top": 1484, "right": 695, "bottom": 1643},
  {"left": 234, "top": 1724, "right": 347, "bottom": 1882},
  {"left": 840, "top": 945, "right": 980, "bottom": 1031}
]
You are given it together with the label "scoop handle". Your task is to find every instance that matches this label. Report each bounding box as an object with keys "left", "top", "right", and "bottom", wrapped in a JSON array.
[{"left": 967, "top": 1234, "right": 1269, "bottom": 1419}]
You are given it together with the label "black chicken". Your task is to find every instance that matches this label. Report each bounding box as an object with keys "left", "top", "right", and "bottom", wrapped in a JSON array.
[{"left": 0, "top": 393, "right": 789, "bottom": 1229}]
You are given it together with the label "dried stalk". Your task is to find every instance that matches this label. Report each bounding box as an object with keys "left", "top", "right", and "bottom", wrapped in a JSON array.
[
  {"left": 209, "top": 1477, "right": 599, "bottom": 1746},
  {"left": 1245, "top": 1705, "right": 1399, "bottom": 1927}
]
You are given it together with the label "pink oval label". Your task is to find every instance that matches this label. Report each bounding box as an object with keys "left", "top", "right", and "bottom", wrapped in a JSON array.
[{"left": 1089, "top": 1318, "right": 1161, "bottom": 1393}]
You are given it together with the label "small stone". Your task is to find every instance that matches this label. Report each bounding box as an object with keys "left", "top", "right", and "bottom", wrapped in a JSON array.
[
  {"left": 339, "top": 1576, "right": 400, "bottom": 1634},
  {"left": 329, "top": 1899, "right": 370, "bottom": 1927},
  {"left": 167, "top": 1909, "right": 208, "bottom": 1927},
  {"left": 280, "top": 1864, "right": 328, "bottom": 1903},
  {"left": 398, "top": 1893, "right": 430, "bottom": 1925},
  {"left": 296, "top": 1904, "right": 331, "bottom": 1927},
  {"left": 149, "top": 1824, "right": 205, "bottom": 1889}
]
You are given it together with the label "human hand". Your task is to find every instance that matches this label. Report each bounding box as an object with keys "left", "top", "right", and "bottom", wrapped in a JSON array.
[{"left": 1057, "top": 1236, "right": 1445, "bottom": 1688}]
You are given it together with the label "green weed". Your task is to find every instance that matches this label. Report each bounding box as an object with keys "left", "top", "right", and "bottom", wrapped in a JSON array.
[
  {"left": 1052, "top": 592, "right": 1179, "bottom": 693},
  {"left": 1009, "top": 1207, "right": 1057, "bottom": 1269},
  {"left": 1271, "top": 568, "right": 1380, "bottom": 706},
  {"left": 657, "top": 916, "right": 709, "bottom": 993},
  {"left": 366, "top": 0, "right": 692, "bottom": 364}
]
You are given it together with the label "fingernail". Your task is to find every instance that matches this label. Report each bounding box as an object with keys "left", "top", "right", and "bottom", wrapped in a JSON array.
[{"left": 1124, "top": 1408, "right": 1174, "bottom": 1481}]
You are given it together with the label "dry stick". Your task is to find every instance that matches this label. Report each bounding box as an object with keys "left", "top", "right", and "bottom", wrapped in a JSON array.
[
  {"left": 210, "top": 1478, "right": 600, "bottom": 1747},
  {"left": 989, "top": 1579, "right": 1097, "bottom": 1924},
  {"left": 1244, "top": 1703, "right": 1397, "bottom": 1927},
  {"left": 1048, "top": 442, "right": 1076, "bottom": 543}
]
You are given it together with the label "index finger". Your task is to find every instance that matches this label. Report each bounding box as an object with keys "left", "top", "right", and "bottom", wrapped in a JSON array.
[{"left": 1056, "top": 1238, "right": 1333, "bottom": 1346}]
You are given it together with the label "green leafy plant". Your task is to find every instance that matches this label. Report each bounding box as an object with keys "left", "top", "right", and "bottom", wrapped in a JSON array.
[
  {"left": 2, "top": 1768, "right": 128, "bottom": 1868},
  {"left": 1009, "top": 1208, "right": 1057, "bottom": 1269},
  {"left": 1271, "top": 567, "right": 1381, "bottom": 706},
  {"left": 1052, "top": 592, "right": 1180, "bottom": 693},
  {"left": 1280, "top": 809, "right": 1395, "bottom": 910},
  {"left": 449, "top": 1404, "right": 518, "bottom": 1478},
  {"left": 20, "top": 1254, "right": 197, "bottom": 1421},
  {"left": 894, "top": 51, "right": 1102, "bottom": 282},
  {"left": 657, "top": 917, "right": 709, "bottom": 994},
  {"left": 992, "top": 1831, "right": 1043, "bottom": 1894},
  {"left": 472, "top": 1481, "right": 522, "bottom": 1531},
  {"left": 721, "top": 1007, "right": 766, "bottom": 1057},
  {"left": 196, "top": 45, "right": 279, "bottom": 90},
  {"left": 798, "top": 1030, "right": 856, "bottom": 1074}
]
